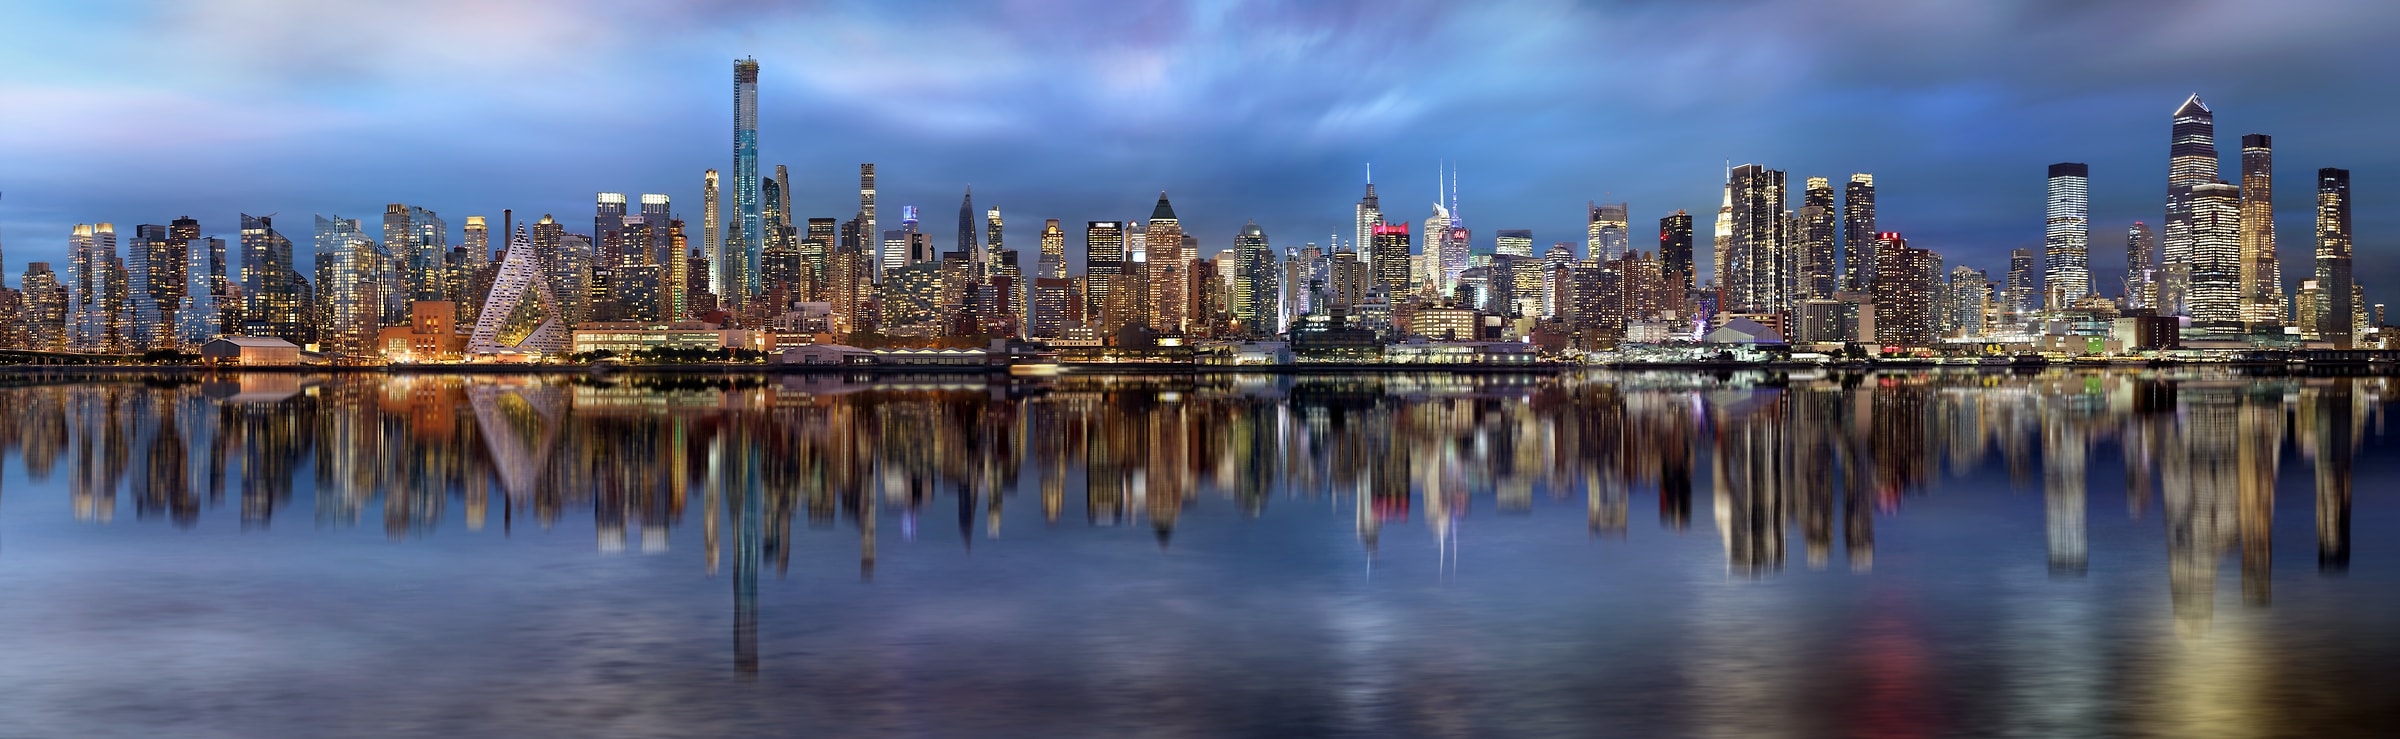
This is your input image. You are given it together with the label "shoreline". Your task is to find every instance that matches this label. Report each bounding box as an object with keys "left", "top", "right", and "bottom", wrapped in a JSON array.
[{"left": 0, "top": 359, "right": 2393, "bottom": 377}]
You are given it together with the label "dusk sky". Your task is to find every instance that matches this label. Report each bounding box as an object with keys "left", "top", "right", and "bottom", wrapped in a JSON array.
[{"left": 3, "top": 0, "right": 2396, "bottom": 291}]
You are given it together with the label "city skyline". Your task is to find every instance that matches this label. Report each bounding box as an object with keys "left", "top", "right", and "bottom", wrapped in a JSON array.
[{"left": 2, "top": 1, "right": 2394, "bottom": 292}]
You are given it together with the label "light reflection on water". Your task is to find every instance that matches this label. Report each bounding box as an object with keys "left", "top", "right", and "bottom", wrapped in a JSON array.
[{"left": 0, "top": 369, "right": 2393, "bottom": 737}]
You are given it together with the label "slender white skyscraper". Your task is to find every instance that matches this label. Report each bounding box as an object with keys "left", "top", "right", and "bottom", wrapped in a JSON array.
[
  {"left": 1354, "top": 165, "right": 1380, "bottom": 270},
  {"left": 2162, "top": 93, "right": 2215, "bottom": 317},
  {"left": 860, "top": 163, "right": 878, "bottom": 281},
  {"left": 2045, "top": 163, "right": 2091, "bottom": 308},
  {"left": 704, "top": 171, "right": 724, "bottom": 298}
]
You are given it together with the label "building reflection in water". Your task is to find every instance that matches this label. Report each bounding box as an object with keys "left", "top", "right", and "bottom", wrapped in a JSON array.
[{"left": 0, "top": 368, "right": 2385, "bottom": 661}]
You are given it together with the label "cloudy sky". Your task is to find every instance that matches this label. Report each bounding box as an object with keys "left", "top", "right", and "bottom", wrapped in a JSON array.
[{"left": 2, "top": 0, "right": 2396, "bottom": 292}]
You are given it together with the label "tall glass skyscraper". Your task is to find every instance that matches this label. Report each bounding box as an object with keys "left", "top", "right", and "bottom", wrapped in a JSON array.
[
  {"left": 2044, "top": 163, "right": 2091, "bottom": 308},
  {"left": 2317, "top": 168, "right": 2354, "bottom": 347},
  {"left": 2188, "top": 181, "right": 2244, "bottom": 324},
  {"left": 2239, "top": 134, "right": 2280, "bottom": 324},
  {"left": 732, "top": 57, "right": 762, "bottom": 304},
  {"left": 2162, "top": 94, "right": 2216, "bottom": 317},
  {"left": 1841, "top": 174, "right": 1876, "bottom": 292}
]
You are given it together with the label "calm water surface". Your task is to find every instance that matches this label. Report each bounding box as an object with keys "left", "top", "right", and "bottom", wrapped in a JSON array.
[{"left": 0, "top": 370, "right": 2394, "bottom": 738}]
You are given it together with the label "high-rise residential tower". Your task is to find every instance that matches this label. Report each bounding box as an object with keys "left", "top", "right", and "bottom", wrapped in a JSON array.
[
  {"left": 859, "top": 164, "right": 878, "bottom": 282},
  {"left": 1797, "top": 178, "right": 1837, "bottom": 301},
  {"left": 703, "top": 169, "right": 724, "bottom": 297},
  {"left": 986, "top": 205, "right": 1004, "bottom": 267},
  {"left": 2045, "top": 163, "right": 2092, "bottom": 309},
  {"left": 67, "top": 223, "right": 119, "bottom": 352},
  {"left": 732, "top": 57, "right": 763, "bottom": 304},
  {"left": 2317, "top": 168, "right": 2354, "bottom": 347},
  {"left": 2005, "top": 248, "right": 2039, "bottom": 320},
  {"left": 2163, "top": 94, "right": 2216, "bottom": 317},
  {"left": 2240, "top": 134, "right": 2281, "bottom": 324},
  {"left": 1726, "top": 164, "right": 1790, "bottom": 314},
  {"left": 1842, "top": 174, "right": 1877, "bottom": 292},
  {"left": 1232, "top": 220, "right": 1277, "bottom": 332}
]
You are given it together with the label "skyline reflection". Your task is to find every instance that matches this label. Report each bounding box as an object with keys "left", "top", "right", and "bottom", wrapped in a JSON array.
[{"left": 0, "top": 369, "right": 2391, "bottom": 735}]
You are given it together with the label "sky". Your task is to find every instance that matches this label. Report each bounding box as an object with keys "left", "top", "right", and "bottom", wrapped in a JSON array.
[{"left": 3, "top": 0, "right": 2398, "bottom": 296}]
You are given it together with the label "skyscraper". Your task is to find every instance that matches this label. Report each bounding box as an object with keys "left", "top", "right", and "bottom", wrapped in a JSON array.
[
  {"left": 2240, "top": 134, "right": 2281, "bottom": 324},
  {"left": 1588, "top": 202, "right": 1629, "bottom": 262},
  {"left": 315, "top": 214, "right": 382, "bottom": 356},
  {"left": 2045, "top": 163, "right": 2092, "bottom": 308},
  {"left": 958, "top": 187, "right": 981, "bottom": 265},
  {"left": 240, "top": 213, "right": 311, "bottom": 345},
  {"left": 1842, "top": 174, "right": 1877, "bottom": 292},
  {"left": 1495, "top": 229, "right": 1533, "bottom": 258},
  {"left": 1354, "top": 170, "right": 1381, "bottom": 273},
  {"left": 126, "top": 223, "right": 179, "bottom": 351},
  {"left": 2162, "top": 94, "right": 2216, "bottom": 316},
  {"left": 2317, "top": 168, "right": 2354, "bottom": 347},
  {"left": 1797, "top": 178, "right": 1837, "bottom": 301},
  {"left": 1871, "top": 234, "right": 1937, "bottom": 347},
  {"left": 1085, "top": 221, "right": 1124, "bottom": 326},
  {"left": 1371, "top": 222, "right": 1411, "bottom": 297},
  {"left": 732, "top": 57, "right": 763, "bottom": 304},
  {"left": 67, "top": 223, "right": 119, "bottom": 352},
  {"left": 2126, "top": 222, "right": 2157, "bottom": 309},
  {"left": 986, "top": 205, "right": 1004, "bottom": 268},
  {"left": 859, "top": 164, "right": 878, "bottom": 282},
  {"left": 640, "top": 194, "right": 672, "bottom": 265},
  {"left": 1660, "top": 210, "right": 1694, "bottom": 301},
  {"left": 1232, "top": 220, "right": 1277, "bottom": 333},
  {"left": 1038, "top": 219, "right": 1066, "bottom": 279},
  {"left": 2005, "top": 248, "right": 2039, "bottom": 320},
  {"left": 1147, "top": 193, "right": 1186, "bottom": 332},
  {"left": 1726, "top": 164, "right": 1789, "bottom": 314},
  {"left": 2189, "top": 181, "right": 2244, "bottom": 324},
  {"left": 703, "top": 169, "right": 725, "bottom": 298},
  {"left": 468, "top": 223, "right": 568, "bottom": 356}
]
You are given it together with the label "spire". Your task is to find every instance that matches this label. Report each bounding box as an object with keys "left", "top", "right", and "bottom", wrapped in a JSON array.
[{"left": 1151, "top": 191, "right": 1177, "bottom": 221}]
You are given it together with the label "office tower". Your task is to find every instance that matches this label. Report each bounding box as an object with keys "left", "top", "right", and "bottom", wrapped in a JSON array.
[
  {"left": 1726, "top": 164, "right": 1789, "bottom": 314},
  {"left": 800, "top": 217, "right": 835, "bottom": 292},
  {"left": 1587, "top": 202, "right": 1630, "bottom": 262},
  {"left": 1842, "top": 174, "right": 1876, "bottom": 291},
  {"left": 2163, "top": 94, "right": 2215, "bottom": 316},
  {"left": 1371, "top": 222, "right": 1411, "bottom": 297},
  {"left": 1713, "top": 175, "right": 1733, "bottom": 309},
  {"left": 732, "top": 57, "right": 763, "bottom": 304},
  {"left": 1660, "top": 210, "right": 1694, "bottom": 298},
  {"left": 956, "top": 187, "right": 981, "bottom": 265},
  {"left": 2240, "top": 134, "right": 2281, "bottom": 324},
  {"left": 2045, "top": 163, "right": 2092, "bottom": 308},
  {"left": 2189, "top": 181, "right": 2243, "bottom": 324},
  {"left": 985, "top": 206, "right": 1005, "bottom": 265},
  {"left": 1085, "top": 221, "right": 1124, "bottom": 325},
  {"left": 1797, "top": 178, "right": 1837, "bottom": 301},
  {"left": 859, "top": 164, "right": 878, "bottom": 282},
  {"left": 1035, "top": 219, "right": 1066, "bottom": 279},
  {"left": 1146, "top": 193, "right": 1186, "bottom": 332},
  {"left": 22, "top": 263, "right": 65, "bottom": 349},
  {"left": 703, "top": 169, "right": 726, "bottom": 296},
  {"left": 2126, "top": 222, "right": 2157, "bottom": 309},
  {"left": 468, "top": 223, "right": 568, "bottom": 356},
  {"left": 1232, "top": 221, "right": 1278, "bottom": 334},
  {"left": 239, "top": 214, "right": 311, "bottom": 345},
  {"left": 2003, "top": 248, "right": 2038, "bottom": 320},
  {"left": 314, "top": 214, "right": 382, "bottom": 356},
  {"left": 2318, "top": 169, "right": 2354, "bottom": 347},
  {"left": 1354, "top": 170, "right": 1381, "bottom": 273},
  {"left": 1030, "top": 277, "right": 1074, "bottom": 338},
  {"left": 1871, "top": 234, "right": 1936, "bottom": 347},
  {"left": 1496, "top": 229, "right": 1533, "bottom": 258}
]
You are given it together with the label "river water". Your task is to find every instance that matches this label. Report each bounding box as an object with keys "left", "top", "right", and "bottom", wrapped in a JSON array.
[{"left": 0, "top": 370, "right": 2391, "bottom": 737}]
